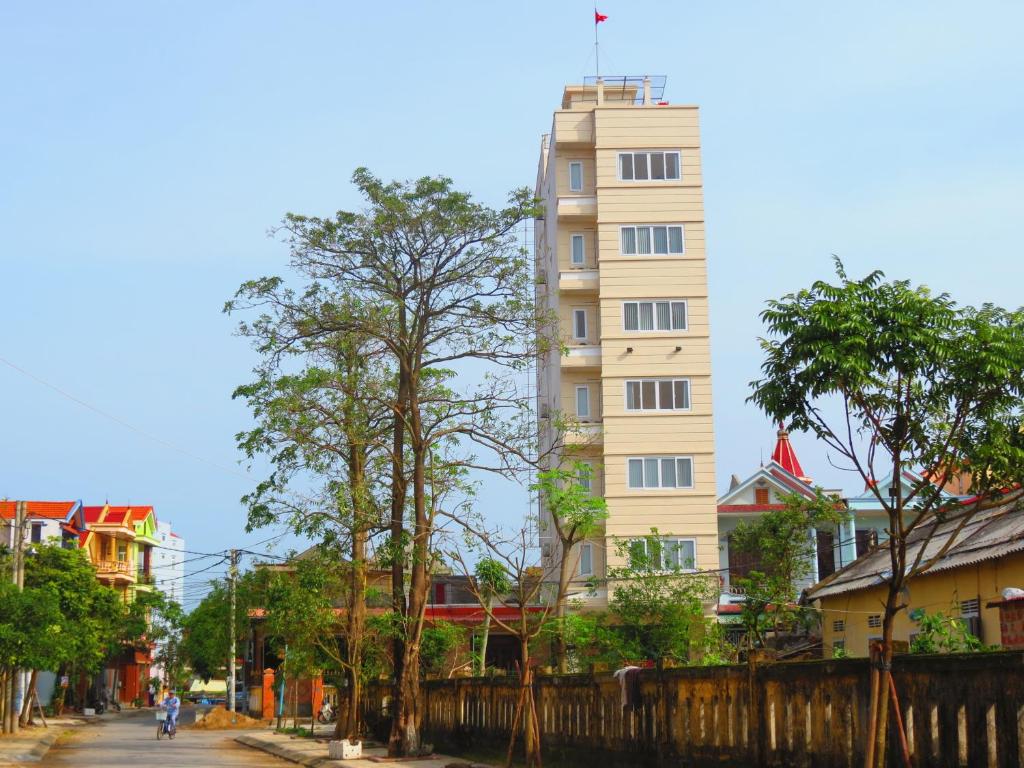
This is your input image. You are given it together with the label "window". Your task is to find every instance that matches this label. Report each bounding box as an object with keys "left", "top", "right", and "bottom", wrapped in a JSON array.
[
  {"left": 755, "top": 487, "right": 770, "bottom": 505},
  {"left": 628, "top": 537, "right": 696, "bottom": 571},
  {"left": 868, "top": 614, "right": 882, "bottom": 629},
  {"left": 434, "top": 583, "right": 447, "bottom": 604},
  {"left": 569, "top": 161, "right": 583, "bottom": 192},
  {"left": 618, "top": 151, "right": 681, "bottom": 181},
  {"left": 960, "top": 598, "right": 980, "bottom": 617},
  {"left": 570, "top": 233, "right": 585, "bottom": 265},
  {"left": 832, "top": 619, "right": 845, "bottom": 633},
  {"left": 622, "top": 300, "right": 687, "bottom": 331},
  {"left": 620, "top": 225, "right": 685, "bottom": 255},
  {"left": 30, "top": 523, "right": 43, "bottom": 544},
  {"left": 575, "top": 385, "right": 591, "bottom": 419},
  {"left": 578, "top": 543, "right": 593, "bottom": 576},
  {"left": 624, "top": 378, "right": 690, "bottom": 411},
  {"left": 116, "top": 542, "right": 127, "bottom": 562},
  {"left": 572, "top": 309, "right": 588, "bottom": 341},
  {"left": 833, "top": 639, "right": 846, "bottom": 653},
  {"left": 577, "top": 461, "right": 594, "bottom": 493},
  {"left": 627, "top": 456, "right": 694, "bottom": 489}
]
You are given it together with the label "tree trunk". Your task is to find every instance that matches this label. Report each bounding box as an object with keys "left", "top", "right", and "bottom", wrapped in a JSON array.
[
  {"left": 478, "top": 599, "right": 492, "bottom": 676},
  {"left": 555, "top": 547, "right": 574, "bottom": 674},
  {"left": 872, "top": 586, "right": 899, "bottom": 768},
  {"left": 19, "top": 669, "right": 38, "bottom": 726},
  {"left": 519, "top": 638, "right": 541, "bottom": 768},
  {"left": 390, "top": 412, "right": 429, "bottom": 757}
]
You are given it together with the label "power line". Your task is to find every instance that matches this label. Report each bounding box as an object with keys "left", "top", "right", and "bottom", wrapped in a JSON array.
[{"left": 0, "top": 355, "right": 254, "bottom": 482}]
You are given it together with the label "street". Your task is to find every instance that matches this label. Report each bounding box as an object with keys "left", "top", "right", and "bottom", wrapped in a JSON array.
[{"left": 40, "top": 708, "right": 287, "bottom": 767}]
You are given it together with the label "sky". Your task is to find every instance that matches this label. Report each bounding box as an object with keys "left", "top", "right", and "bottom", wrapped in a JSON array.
[{"left": 2, "top": 1, "right": 1022, "bottom": 604}]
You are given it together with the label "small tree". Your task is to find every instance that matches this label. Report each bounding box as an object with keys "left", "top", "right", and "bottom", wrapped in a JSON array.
[
  {"left": 729, "top": 489, "right": 847, "bottom": 651},
  {"left": 473, "top": 558, "right": 512, "bottom": 675},
  {"left": 531, "top": 461, "right": 608, "bottom": 673},
  {"left": 605, "top": 530, "right": 716, "bottom": 671},
  {"left": 749, "top": 260, "right": 1024, "bottom": 766}
]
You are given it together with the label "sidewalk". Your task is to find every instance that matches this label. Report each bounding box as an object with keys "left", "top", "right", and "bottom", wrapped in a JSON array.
[
  {"left": 235, "top": 731, "right": 487, "bottom": 768},
  {"left": 0, "top": 717, "right": 90, "bottom": 765}
]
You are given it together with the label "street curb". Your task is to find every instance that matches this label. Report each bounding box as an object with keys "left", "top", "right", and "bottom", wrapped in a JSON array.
[
  {"left": 0, "top": 731, "right": 60, "bottom": 764},
  {"left": 235, "top": 734, "right": 345, "bottom": 767}
]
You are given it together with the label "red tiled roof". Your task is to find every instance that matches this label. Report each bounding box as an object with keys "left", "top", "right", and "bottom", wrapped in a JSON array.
[
  {"left": 771, "top": 424, "right": 809, "bottom": 482},
  {"left": 718, "top": 504, "right": 788, "bottom": 514},
  {"left": 0, "top": 501, "right": 78, "bottom": 520},
  {"left": 82, "top": 505, "right": 131, "bottom": 526},
  {"left": 126, "top": 506, "right": 155, "bottom": 522}
]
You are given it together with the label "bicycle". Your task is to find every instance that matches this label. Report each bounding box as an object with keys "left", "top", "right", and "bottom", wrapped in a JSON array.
[{"left": 156, "top": 709, "right": 177, "bottom": 740}]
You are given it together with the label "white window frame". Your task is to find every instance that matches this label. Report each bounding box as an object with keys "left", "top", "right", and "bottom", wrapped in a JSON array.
[
  {"left": 572, "top": 308, "right": 589, "bottom": 341},
  {"left": 577, "top": 460, "right": 594, "bottom": 493},
  {"left": 578, "top": 542, "right": 594, "bottom": 576},
  {"left": 568, "top": 161, "right": 584, "bottom": 192},
  {"left": 617, "top": 151, "right": 682, "bottom": 182},
  {"left": 619, "top": 225, "right": 685, "bottom": 256},
  {"left": 570, "top": 233, "right": 586, "bottom": 266},
  {"left": 628, "top": 537, "right": 697, "bottom": 572},
  {"left": 626, "top": 456, "right": 695, "bottom": 489},
  {"left": 575, "top": 385, "right": 591, "bottom": 419},
  {"left": 624, "top": 378, "right": 691, "bottom": 412},
  {"left": 622, "top": 300, "right": 688, "bottom": 332}
]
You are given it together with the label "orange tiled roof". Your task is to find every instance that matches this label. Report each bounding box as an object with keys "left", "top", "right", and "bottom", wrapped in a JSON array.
[
  {"left": 0, "top": 501, "right": 79, "bottom": 520},
  {"left": 127, "top": 506, "right": 155, "bottom": 522}
]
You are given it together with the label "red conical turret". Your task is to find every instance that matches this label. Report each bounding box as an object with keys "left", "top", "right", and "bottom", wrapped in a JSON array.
[{"left": 771, "top": 423, "right": 811, "bottom": 483}]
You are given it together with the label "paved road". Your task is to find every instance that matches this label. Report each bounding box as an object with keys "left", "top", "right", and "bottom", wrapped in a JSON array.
[{"left": 41, "top": 708, "right": 287, "bottom": 767}]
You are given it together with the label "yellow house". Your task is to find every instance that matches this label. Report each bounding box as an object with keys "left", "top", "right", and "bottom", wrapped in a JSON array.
[
  {"left": 806, "top": 498, "right": 1024, "bottom": 656},
  {"left": 534, "top": 76, "right": 717, "bottom": 607},
  {"left": 82, "top": 504, "right": 138, "bottom": 602}
]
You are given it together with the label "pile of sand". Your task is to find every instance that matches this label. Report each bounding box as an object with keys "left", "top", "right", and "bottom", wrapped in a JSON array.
[{"left": 190, "top": 706, "right": 267, "bottom": 729}]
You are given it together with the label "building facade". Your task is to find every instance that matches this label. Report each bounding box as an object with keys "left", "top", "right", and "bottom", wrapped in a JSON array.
[
  {"left": 152, "top": 519, "right": 185, "bottom": 606},
  {"left": 535, "top": 77, "right": 717, "bottom": 604}
]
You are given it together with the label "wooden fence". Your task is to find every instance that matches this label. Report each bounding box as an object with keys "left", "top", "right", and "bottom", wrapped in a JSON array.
[{"left": 359, "top": 652, "right": 1024, "bottom": 767}]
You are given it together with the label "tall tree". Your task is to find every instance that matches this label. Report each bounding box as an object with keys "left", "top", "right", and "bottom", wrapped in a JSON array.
[
  {"left": 230, "top": 168, "right": 543, "bottom": 755},
  {"left": 749, "top": 260, "right": 1024, "bottom": 766}
]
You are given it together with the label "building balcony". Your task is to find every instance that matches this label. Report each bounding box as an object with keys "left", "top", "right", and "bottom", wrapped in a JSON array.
[
  {"left": 564, "top": 422, "right": 603, "bottom": 446},
  {"left": 557, "top": 196, "right": 597, "bottom": 219},
  {"left": 558, "top": 269, "right": 599, "bottom": 292},
  {"left": 95, "top": 560, "right": 136, "bottom": 584},
  {"left": 561, "top": 345, "right": 602, "bottom": 370}
]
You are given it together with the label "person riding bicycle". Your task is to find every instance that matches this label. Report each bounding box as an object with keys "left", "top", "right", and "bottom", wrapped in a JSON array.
[{"left": 160, "top": 690, "right": 181, "bottom": 733}]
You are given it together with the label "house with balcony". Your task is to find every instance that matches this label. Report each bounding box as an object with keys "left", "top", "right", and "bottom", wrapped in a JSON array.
[
  {"left": 0, "top": 499, "right": 86, "bottom": 549},
  {"left": 126, "top": 506, "right": 159, "bottom": 594},
  {"left": 82, "top": 505, "right": 138, "bottom": 599}
]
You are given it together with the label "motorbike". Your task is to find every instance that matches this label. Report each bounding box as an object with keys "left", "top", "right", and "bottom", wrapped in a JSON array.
[{"left": 316, "top": 701, "right": 337, "bottom": 724}]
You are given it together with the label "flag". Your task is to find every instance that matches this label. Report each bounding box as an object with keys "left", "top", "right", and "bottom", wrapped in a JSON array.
[{"left": 594, "top": 10, "right": 608, "bottom": 23}]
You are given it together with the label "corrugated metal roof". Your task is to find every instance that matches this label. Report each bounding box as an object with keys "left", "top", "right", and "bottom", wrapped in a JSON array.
[{"left": 806, "top": 496, "right": 1024, "bottom": 600}]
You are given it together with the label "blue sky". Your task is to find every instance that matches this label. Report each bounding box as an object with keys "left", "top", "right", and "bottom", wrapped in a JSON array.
[{"left": 2, "top": 1, "right": 1022, "bottom": 603}]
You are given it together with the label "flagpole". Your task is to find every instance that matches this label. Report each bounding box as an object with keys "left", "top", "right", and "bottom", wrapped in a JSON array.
[{"left": 594, "top": 6, "right": 599, "bottom": 77}]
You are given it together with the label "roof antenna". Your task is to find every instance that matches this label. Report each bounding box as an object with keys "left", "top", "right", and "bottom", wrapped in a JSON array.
[{"left": 759, "top": 448, "right": 764, "bottom": 468}]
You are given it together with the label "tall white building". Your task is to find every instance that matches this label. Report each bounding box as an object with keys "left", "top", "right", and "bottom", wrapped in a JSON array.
[{"left": 152, "top": 520, "right": 185, "bottom": 606}]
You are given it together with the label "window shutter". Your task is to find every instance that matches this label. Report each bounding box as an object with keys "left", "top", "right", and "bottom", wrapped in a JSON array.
[
  {"left": 621, "top": 227, "right": 636, "bottom": 254},
  {"left": 673, "top": 379, "right": 690, "bottom": 409},
  {"left": 671, "top": 301, "right": 687, "bottom": 329},
  {"left": 636, "top": 227, "right": 652, "bottom": 254},
  {"left": 668, "top": 226, "right": 684, "bottom": 253},
  {"left": 628, "top": 459, "right": 644, "bottom": 488},
  {"left": 666, "top": 152, "right": 680, "bottom": 179},
  {"left": 676, "top": 457, "right": 693, "bottom": 488},
  {"left": 624, "top": 302, "right": 639, "bottom": 330},
  {"left": 656, "top": 301, "right": 671, "bottom": 330},
  {"left": 639, "top": 302, "right": 654, "bottom": 330}
]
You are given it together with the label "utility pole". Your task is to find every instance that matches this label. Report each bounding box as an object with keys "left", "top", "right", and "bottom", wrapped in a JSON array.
[
  {"left": 228, "top": 549, "right": 238, "bottom": 722},
  {"left": 7, "top": 502, "right": 25, "bottom": 734}
]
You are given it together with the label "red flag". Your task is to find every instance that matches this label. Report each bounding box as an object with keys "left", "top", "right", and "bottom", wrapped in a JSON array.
[{"left": 594, "top": 10, "right": 608, "bottom": 23}]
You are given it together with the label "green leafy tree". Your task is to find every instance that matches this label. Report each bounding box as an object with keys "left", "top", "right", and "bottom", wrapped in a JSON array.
[
  {"left": 0, "top": 581, "right": 61, "bottom": 727},
  {"left": 473, "top": 558, "right": 511, "bottom": 675},
  {"left": 182, "top": 570, "right": 266, "bottom": 683},
  {"left": 729, "top": 489, "right": 847, "bottom": 651},
  {"left": 531, "top": 461, "right": 608, "bottom": 673},
  {"left": 908, "top": 608, "right": 984, "bottom": 654},
  {"left": 229, "top": 168, "right": 544, "bottom": 756},
  {"left": 605, "top": 530, "right": 716, "bottom": 671},
  {"left": 21, "top": 542, "right": 123, "bottom": 716},
  {"left": 749, "top": 260, "right": 1024, "bottom": 766},
  {"left": 419, "top": 620, "right": 465, "bottom": 679}
]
